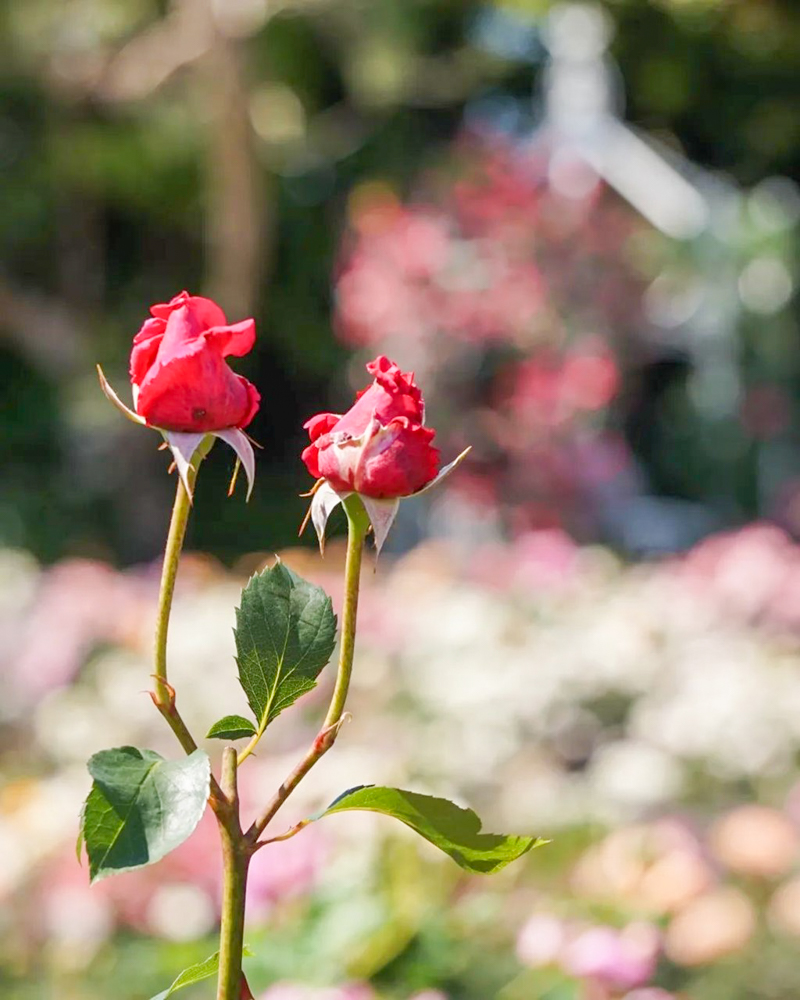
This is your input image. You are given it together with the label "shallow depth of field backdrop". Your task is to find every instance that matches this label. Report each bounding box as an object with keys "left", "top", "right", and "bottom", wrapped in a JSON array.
[{"left": 3, "top": 1, "right": 800, "bottom": 998}]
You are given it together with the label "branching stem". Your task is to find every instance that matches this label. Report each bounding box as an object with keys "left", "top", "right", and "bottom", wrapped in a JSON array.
[
  {"left": 246, "top": 495, "right": 370, "bottom": 844},
  {"left": 151, "top": 459, "right": 369, "bottom": 1000}
]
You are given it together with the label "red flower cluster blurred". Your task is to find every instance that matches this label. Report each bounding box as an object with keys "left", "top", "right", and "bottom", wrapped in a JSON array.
[
  {"left": 332, "top": 134, "right": 651, "bottom": 539},
  {"left": 335, "top": 136, "right": 645, "bottom": 351}
]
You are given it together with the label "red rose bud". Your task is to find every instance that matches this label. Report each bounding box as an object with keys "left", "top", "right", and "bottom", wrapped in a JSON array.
[
  {"left": 130, "top": 291, "right": 260, "bottom": 433},
  {"left": 302, "top": 355, "right": 439, "bottom": 498},
  {"left": 301, "top": 356, "right": 469, "bottom": 555},
  {"left": 96, "top": 291, "right": 260, "bottom": 500}
]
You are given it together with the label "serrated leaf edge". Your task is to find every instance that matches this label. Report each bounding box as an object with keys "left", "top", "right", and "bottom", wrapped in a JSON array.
[
  {"left": 234, "top": 562, "right": 336, "bottom": 756},
  {"left": 317, "top": 784, "right": 547, "bottom": 874}
]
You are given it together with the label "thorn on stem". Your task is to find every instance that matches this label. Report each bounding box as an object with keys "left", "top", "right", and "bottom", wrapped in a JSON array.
[
  {"left": 149, "top": 675, "right": 177, "bottom": 712},
  {"left": 313, "top": 714, "right": 349, "bottom": 753},
  {"left": 255, "top": 817, "right": 311, "bottom": 849}
]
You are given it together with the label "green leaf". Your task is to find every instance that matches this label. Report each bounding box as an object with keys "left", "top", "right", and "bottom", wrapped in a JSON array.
[
  {"left": 149, "top": 948, "right": 254, "bottom": 1000},
  {"left": 149, "top": 952, "right": 220, "bottom": 1000},
  {"left": 76, "top": 803, "right": 85, "bottom": 864},
  {"left": 82, "top": 746, "right": 210, "bottom": 883},
  {"left": 206, "top": 715, "right": 257, "bottom": 741},
  {"left": 235, "top": 560, "right": 336, "bottom": 736},
  {"left": 320, "top": 786, "right": 546, "bottom": 874}
]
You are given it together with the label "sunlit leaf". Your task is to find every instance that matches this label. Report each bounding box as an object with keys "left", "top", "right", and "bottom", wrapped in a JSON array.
[
  {"left": 320, "top": 785, "right": 545, "bottom": 874},
  {"left": 82, "top": 746, "right": 210, "bottom": 882},
  {"left": 149, "top": 949, "right": 253, "bottom": 1000},
  {"left": 206, "top": 715, "right": 257, "bottom": 740},
  {"left": 235, "top": 560, "right": 336, "bottom": 737},
  {"left": 149, "top": 952, "right": 220, "bottom": 1000}
]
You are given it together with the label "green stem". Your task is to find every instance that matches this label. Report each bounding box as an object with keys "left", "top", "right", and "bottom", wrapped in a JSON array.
[
  {"left": 153, "top": 477, "right": 192, "bottom": 702},
  {"left": 151, "top": 476, "right": 199, "bottom": 750},
  {"left": 150, "top": 438, "right": 228, "bottom": 807},
  {"left": 216, "top": 748, "right": 249, "bottom": 1000},
  {"left": 246, "top": 495, "right": 370, "bottom": 843},
  {"left": 323, "top": 494, "right": 369, "bottom": 728},
  {"left": 148, "top": 439, "right": 249, "bottom": 1000},
  {"left": 151, "top": 475, "right": 205, "bottom": 756}
]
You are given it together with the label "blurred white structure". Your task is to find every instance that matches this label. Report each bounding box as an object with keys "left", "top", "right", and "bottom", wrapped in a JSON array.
[
  {"left": 530, "top": 3, "right": 799, "bottom": 540},
  {"left": 541, "top": 3, "right": 710, "bottom": 240}
]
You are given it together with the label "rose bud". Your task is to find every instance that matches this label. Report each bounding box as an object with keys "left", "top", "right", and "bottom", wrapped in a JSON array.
[
  {"left": 97, "top": 291, "right": 260, "bottom": 498},
  {"left": 130, "top": 291, "right": 260, "bottom": 434},
  {"left": 301, "top": 355, "right": 469, "bottom": 554}
]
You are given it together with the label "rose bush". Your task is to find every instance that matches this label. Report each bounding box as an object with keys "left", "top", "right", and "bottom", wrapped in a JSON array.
[
  {"left": 129, "top": 290, "right": 260, "bottom": 433},
  {"left": 301, "top": 355, "right": 439, "bottom": 499}
]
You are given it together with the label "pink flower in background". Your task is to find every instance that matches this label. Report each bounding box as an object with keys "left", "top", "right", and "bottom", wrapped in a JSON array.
[
  {"left": 678, "top": 523, "right": 799, "bottom": 625},
  {"left": 8, "top": 558, "right": 153, "bottom": 707},
  {"left": 512, "top": 529, "right": 579, "bottom": 591},
  {"left": 623, "top": 991, "right": 676, "bottom": 1000},
  {"left": 258, "top": 984, "right": 375, "bottom": 1000},
  {"left": 245, "top": 826, "right": 326, "bottom": 921},
  {"left": 516, "top": 913, "right": 567, "bottom": 967},
  {"left": 560, "top": 343, "right": 620, "bottom": 412},
  {"left": 330, "top": 131, "right": 652, "bottom": 541},
  {"left": 562, "top": 922, "right": 660, "bottom": 990}
]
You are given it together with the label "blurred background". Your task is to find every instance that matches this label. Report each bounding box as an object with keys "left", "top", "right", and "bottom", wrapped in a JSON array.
[{"left": 3, "top": 0, "right": 800, "bottom": 997}]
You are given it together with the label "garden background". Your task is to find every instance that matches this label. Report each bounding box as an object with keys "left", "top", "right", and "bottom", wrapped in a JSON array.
[{"left": 3, "top": 0, "right": 800, "bottom": 997}]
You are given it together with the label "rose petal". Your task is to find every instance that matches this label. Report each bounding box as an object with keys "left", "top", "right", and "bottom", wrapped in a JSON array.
[
  {"left": 303, "top": 412, "right": 342, "bottom": 442},
  {"left": 350, "top": 419, "right": 439, "bottom": 497},
  {"left": 204, "top": 319, "right": 256, "bottom": 358},
  {"left": 326, "top": 356, "right": 425, "bottom": 442},
  {"left": 157, "top": 303, "right": 206, "bottom": 358},
  {"left": 130, "top": 317, "right": 166, "bottom": 385},
  {"left": 301, "top": 441, "right": 322, "bottom": 480},
  {"left": 137, "top": 349, "right": 257, "bottom": 432},
  {"left": 151, "top": 292, "right": 227, "bottom": 328},
  {"left": 237, "top": 375, "right": 261, "bottom": 430}
]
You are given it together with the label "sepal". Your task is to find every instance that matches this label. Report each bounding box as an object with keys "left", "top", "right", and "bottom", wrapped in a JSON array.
[
  {"left": 310, "top": 481, "right": 350, "bottom": 554},
  {"left": 164, "top": 432, "right": 208, "bottom": 500},
  {"left": 413, "top": 446, "right": 472, "bottom": 496},
  {"left": 97, "top": 366, "right": 258, "bottom": 499},
  {"left": 360, "top": 496, "right": 400, "bottom": 558},
  {"left": 96, "top": 365, "right": 146, "bottom": 424},
  {"left": 214, "top": 427, "right": 256, "bottom": 500},
  {"left": 304, "top": 447, "right": 471, "bottom": 555}
]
